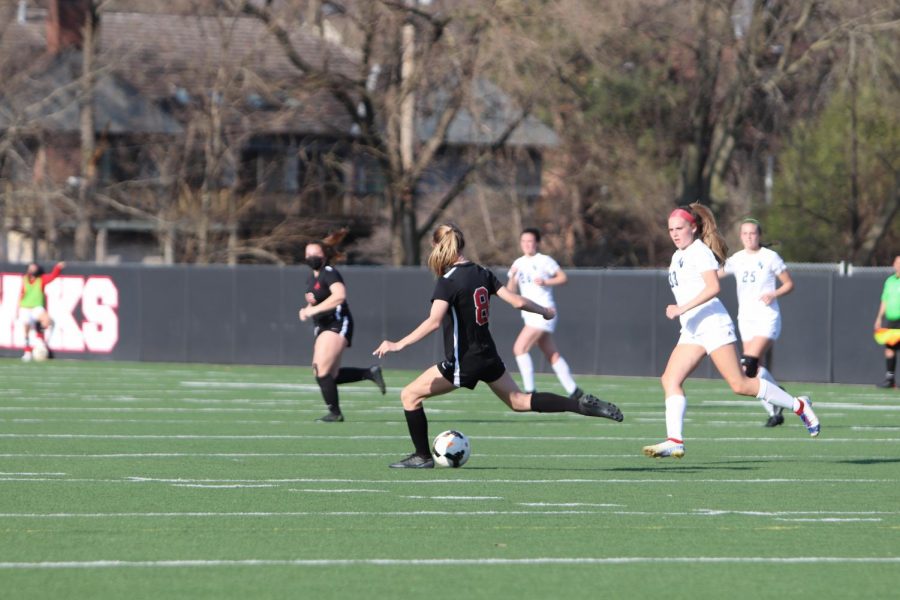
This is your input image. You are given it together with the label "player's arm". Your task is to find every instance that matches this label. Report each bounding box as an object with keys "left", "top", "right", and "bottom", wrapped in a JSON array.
[
  {"left": 496, "top": 287, "right": 555, "bottom": 320},
  {"left": 875, "top": 300, "right": 887, "bottom": 330},
  {"left": 373, "top": 299, "right": 448, "bottom": 357},
  {"left": 716, "top": 267, "right": 729, "bottom": 279},
  {"left": 41, "top": 262, "right": 65, "bottom": 286},
  {"left": 505, "top": 266, "right": 519, "bottom": 292},
  {"left": 299, "top": 282, "right": 346, "bottom": 321},
  {"left": 666, "top": 269, "right": 720, "bottom": 320},
  {"left": 539, "top": 269, "right": 567, "bottom": 287},
  {"left": 762, "top": 270, "right": 794, "bottom": 305}
]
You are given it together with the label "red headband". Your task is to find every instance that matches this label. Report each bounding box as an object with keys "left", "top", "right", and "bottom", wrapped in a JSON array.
[{"left": 669, "top": 208, "right": 696, "bottom": 224}]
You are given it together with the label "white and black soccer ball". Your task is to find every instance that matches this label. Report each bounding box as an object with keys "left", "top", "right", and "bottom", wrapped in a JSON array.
[
  {"left": 431, "top": 430, "right": 470, "bottom": 468},
  {"left": 32, "top": 343, "right": 50, "bottom": 362}
]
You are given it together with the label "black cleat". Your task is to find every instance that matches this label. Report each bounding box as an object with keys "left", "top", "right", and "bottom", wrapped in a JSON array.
[
  {"left": 370, "top": 365, "right": 387, "bottom": 395},
  {"left": 569, "top": 387, "right": 584, "bottom": 401},
  {"left": 876, "top": 377, "right": 895, "bottom": 389},
  {"left": 315, "top": 412, "right": 344, "bottom": 422},
  {"left": 389, "top": 453, "right": 434, "bottom": 469},
  {"left": 578, "top": 393, "right": 623, "bottom": 422},
  {"left": 764, "top": 408, "right": 785, "bottom": 428}
]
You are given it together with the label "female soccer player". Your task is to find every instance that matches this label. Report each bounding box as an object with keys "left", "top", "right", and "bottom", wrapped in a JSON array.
[
  {"left": 507, "top": 228, "right": 583, "bottom": 399},
  {"left": 720, "top": 218, "right": 795, "bottom": 427},
  {"left": 643, "top": 204, "right": 819, "bottom": 459},
  {"left": 374, "top": 223, "right": 623, "bottom": 468},
  {"left": 18, "top": 261, "right": 64, "bottom": 361},
  {"left": 299, "top": 234, "right": 385, "bottom": 422}
]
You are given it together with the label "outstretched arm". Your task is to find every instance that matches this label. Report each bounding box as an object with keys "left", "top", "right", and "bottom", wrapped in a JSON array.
[
  {"left": 373, "top": 300, "right": 449, "bottom": 358},
  {"left": 496, "top": 287, "right": 555, "bottom": 319}
]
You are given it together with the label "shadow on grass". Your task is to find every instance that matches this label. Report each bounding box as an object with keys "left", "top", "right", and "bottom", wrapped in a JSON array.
[{"left": 836, "top": 458, "right": 900, "bottom": 465}]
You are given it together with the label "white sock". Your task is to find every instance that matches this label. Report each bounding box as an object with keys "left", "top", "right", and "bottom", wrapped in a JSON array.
[
  {"left": 550, "top": 357, "right": 578, "bottom": 395},
  {"left": 515, "top": 354, "right": 535, "bottom": 392},
  {"left": 665, "top": 395, "right": 686, "bottom": 441},
  {"left": 756, "top": 377, "right": 796, "bottom": 411},
  {"left": 757, "top": 367, "right": 777, "bottom": 416}
]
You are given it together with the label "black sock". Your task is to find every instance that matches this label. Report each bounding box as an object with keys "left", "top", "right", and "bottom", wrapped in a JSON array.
[
  {"left": 530, "top": 391, "right": 580, "bottom": 413},
  {"left": 404, "top": 408, "right": 431, "bottom": 457},
  {"left": 335, "top": 367, "right": 371, "bottom": 384},
  {"left": 315, "top": 375, "right": 341, "bottom": 414}
]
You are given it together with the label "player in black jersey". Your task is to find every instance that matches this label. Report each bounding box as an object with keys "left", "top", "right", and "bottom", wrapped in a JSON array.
[
  {"left": 299, "top": 234, "right": 386, "bottom": 422},
  {"left": 374, "top": 224, "right": 623, "bottom": 468}
]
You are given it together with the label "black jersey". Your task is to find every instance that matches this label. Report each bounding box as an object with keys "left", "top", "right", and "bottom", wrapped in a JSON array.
[
  {"left": 306, "top": 265, "right": 351, "bottom": 328},
  {"left": 431, "top": 262, "right": 504, "bottom": 382}
]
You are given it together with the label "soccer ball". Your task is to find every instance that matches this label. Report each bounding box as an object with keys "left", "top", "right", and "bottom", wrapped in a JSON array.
[
  {"left": 32, "top": 343, "right": 50, "bottom": 362},
  {"left": 431, "top": 430, "right": 470, "bottom": 468}
]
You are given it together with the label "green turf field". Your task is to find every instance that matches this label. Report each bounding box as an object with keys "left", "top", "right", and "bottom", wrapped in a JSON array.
[{"left": 0, "top": 359, "right": 897, "bottom": 599}]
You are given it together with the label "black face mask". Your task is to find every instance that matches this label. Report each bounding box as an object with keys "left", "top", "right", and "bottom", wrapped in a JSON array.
[{"left": 305, "top": 256, "right": 325, "bottom": 270}]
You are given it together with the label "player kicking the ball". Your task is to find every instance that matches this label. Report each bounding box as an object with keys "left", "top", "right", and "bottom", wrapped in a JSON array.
[{"left": 374, "top": 223, "right": 623, "bottom": 469}]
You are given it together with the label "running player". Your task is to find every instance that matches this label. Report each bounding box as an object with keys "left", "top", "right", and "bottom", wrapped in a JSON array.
[
  {"left": 18, "top": 261, "right": 64, "bottom": 361},
  {"left": 374, "top": 223, "right": 623, "bottom": 469},
  {"left": 507, "top": 228, "right": 583, "bottom": 399},
  {"left": 720, "top": 218, "right": 795, "bottom": 426},
  {"left": 299, "top": 234, "right": 385, "bottom": 422},
  {"left": 643, "top": 204, "right": 819, "bottom": 459}
]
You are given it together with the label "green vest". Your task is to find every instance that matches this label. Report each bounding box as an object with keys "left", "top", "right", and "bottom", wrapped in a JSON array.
[
  {"left": 882, "top": 275, "right": 900, "bottom": 321},
  {"left": 20, "top": 277, "right": 45, "bottom": 309}
]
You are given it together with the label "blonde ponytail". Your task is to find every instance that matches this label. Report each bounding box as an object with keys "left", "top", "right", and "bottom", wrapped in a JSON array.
[
  {"left": 688, "top": 202, "right": 728, "bottom": 265},
  {"left": 427, "top": 224, "right": 465, "bottom": 276}
]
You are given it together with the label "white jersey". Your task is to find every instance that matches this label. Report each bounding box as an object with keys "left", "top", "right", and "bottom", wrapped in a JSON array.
[
  {"left": 508, "top": 253, "right": 560, "bottom": 308},
  {"left": 668, "top": 239, "right": 731, "bottom": 332},
  {"left": 723, "top": 247, "right": 787, "bottom": 320}
]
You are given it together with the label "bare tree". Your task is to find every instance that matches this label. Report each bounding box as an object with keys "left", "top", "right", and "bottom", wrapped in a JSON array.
[{"left": 228, "top": 0, "right": 538, "bottom": 265}]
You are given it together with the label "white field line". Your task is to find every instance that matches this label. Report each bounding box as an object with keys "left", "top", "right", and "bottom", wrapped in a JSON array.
[
  {"left": 171, "top": 484, "right": 277, "bottom": 489},
  {"left": 181, "top": 381, "right": 395, "bottom": 394},
  {"left": 402, "top": 496, "right": 504, "bottom": 500},
  {"left": 1, "top": 433, "right": 899, "bottom": 443},
  {"left": 0, "top": 472, "right": 66, "bottom": 476},
  {"left": 0, "top": 509, "right": 895, "bottom": 519},
  {"left": 288, "top": 489, "right": 388, "bottom": 493},
  {"left": 4, "top": 452, "right": 892, "bottom": 460},
  {"left": 701, "top": 400, "right": 900, "bottom": 411},
  {"left": 1, "top": 556, "right": 899, "bottom": 570},
  {"left": 775, "top": 518, "right": 883, "bottom": 522},
  {"left": 1, "top": 476, "right": 896, "bottom": 486}
]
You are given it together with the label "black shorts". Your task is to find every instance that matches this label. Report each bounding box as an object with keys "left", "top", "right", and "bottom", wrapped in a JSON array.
[
  {"left": 437, "top": 355, "right": 506, "bottom": 390},
  {"left": 314, "top": 315, "right": 354, "bottom": 347}
]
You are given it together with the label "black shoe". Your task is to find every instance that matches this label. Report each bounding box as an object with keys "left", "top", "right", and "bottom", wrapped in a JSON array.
[
  {"left": 370, "top": 365, "right": 387, "bottom": 395},
  {"left": 764, "top": 409, "right": 785, "bottom": 427},
  {"left": 578, "top": 394, "right": 623, "bottom": 422},
  {"left": 389, "top": 453, "right": 434, "bottom": 468},
  {"left": 569, "top": 387, "right": 584, "bottom": 401},
  {"left": 315, "top": 412, "right": 344, "bottom": 422},
  {"left": 876, "top": 377, "right": 895, "bottom": 389}
]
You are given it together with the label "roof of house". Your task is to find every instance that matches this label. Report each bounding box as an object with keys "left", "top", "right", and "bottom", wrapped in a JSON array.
[{"left": 0, "top": 51, "right": 183, "bottom": 135}]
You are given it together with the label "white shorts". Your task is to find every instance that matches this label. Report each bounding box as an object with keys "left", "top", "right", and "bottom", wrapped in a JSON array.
[
  {"left": 522, "top": 310, "right": 557, "bottom": 333},
  {"left": 677, "top": 312, "right": 737, "bottom": 354},
  {"left": 17, "top": 306, "right": 47, "bottom": 327},
  {"left": 737, "top": 314, "right": 781, "bottom": 342}
]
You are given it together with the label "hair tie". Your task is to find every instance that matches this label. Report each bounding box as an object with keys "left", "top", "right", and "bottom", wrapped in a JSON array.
[{"left": 670, "top": 208, "right": 696, "bottom": 224}]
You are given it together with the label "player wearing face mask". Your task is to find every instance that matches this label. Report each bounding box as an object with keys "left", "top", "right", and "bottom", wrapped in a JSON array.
[{"left": 298, "top": 233, "right": 386, "bottom": 422}]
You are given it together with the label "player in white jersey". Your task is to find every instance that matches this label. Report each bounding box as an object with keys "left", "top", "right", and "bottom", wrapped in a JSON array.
[
  {"left": 506, "top": 228, "right": 583, "bottom": 400},
  {"left": 642, "top": 203, "right": 819, "bottom": 459},
  {"left": 720, "top": 218, "right": 795, "bottom": 427}
]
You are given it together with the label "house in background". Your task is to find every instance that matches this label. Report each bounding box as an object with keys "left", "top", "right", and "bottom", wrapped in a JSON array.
[{"left": 0, "top": 0, "right": 557, "bottom": 264}]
